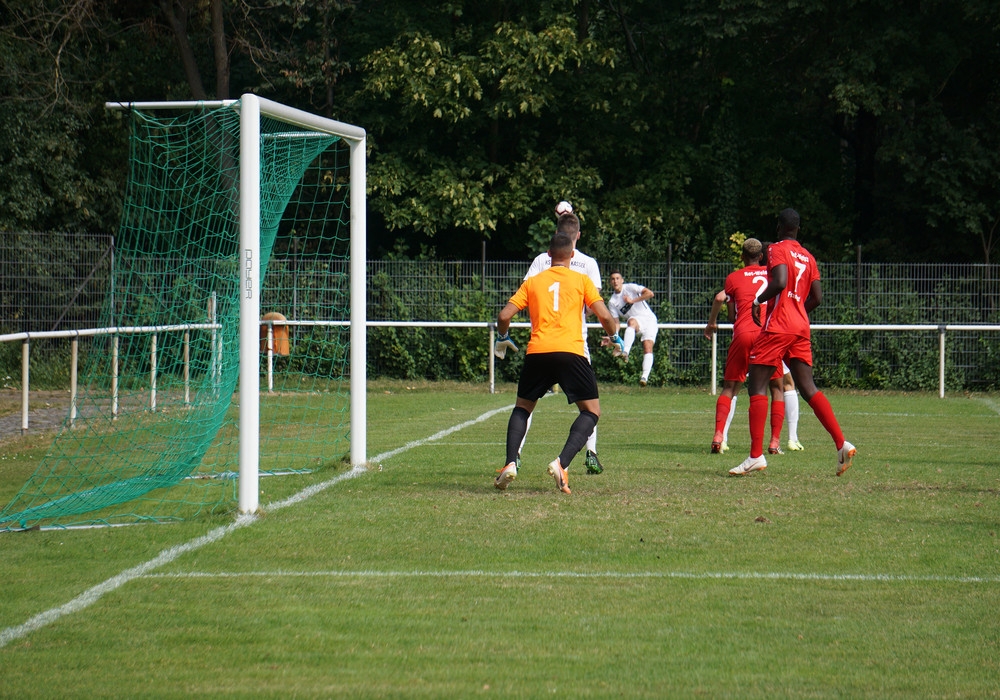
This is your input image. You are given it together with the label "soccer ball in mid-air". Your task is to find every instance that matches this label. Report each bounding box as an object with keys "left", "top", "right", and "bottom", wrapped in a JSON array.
[{"left": 555, "top": 200, "right": 573, "bottom": 216}]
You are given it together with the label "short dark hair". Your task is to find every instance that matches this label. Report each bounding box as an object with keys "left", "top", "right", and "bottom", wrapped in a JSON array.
[
  {"left": 549, "top": 231, "right": 574, "bottom": 257},
  {"left": 778, "top": 208, "right": 800, "bottom": 231},
  {"left": 556, "top": 212, "right": 580, "bottom": 235}
]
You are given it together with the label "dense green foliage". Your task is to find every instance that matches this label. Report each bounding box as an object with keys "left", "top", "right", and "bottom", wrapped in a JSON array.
[{"left": 2, "top": 1, "right": 999, "bottom": 263}]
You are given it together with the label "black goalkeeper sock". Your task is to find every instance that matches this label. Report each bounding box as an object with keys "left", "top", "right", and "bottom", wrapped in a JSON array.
[
  {"left": 559, "top": 410, "right": 599, "bottom": 469},
  {"left": 505, "top": 407, "right": 531, "bottom": 464}
]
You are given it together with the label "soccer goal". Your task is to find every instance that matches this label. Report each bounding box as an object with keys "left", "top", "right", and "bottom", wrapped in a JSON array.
[{"left": 0, "top": 95, "right": 366, "bottom": 529}]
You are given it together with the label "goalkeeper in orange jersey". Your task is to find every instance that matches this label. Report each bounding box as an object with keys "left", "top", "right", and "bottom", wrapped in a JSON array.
[{"left": 492, "top": 230, "right": 624, "bottom": 494}]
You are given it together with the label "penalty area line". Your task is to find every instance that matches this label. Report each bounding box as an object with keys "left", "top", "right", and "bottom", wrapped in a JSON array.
[
  {"left": 369, "top": 403, "right": 516, "bottom": 464},
  {"left": 0, "top": 402, "right": 517, "bottom": 649}
]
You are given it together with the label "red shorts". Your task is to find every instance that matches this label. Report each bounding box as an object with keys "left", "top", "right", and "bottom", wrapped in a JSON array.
[
  {"left": 750, "top": 331, "right": 813, "bottom": 370},
  {"left": 726, "top": 333, "right": 783, "bottom": 382}
]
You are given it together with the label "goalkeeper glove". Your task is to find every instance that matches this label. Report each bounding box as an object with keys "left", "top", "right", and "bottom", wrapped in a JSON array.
[
  {"left": 494, "top": 332, "right": 519, "bottom": 359},
  {"left": 610, "top": 334, "right": 626, "bottom": 356}
]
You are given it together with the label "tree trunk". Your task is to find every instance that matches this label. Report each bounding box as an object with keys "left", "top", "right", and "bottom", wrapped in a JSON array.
[
  {"left": 851, "top": 109, "right": 879, "bottom": 245},
  {"left": 160, "top": 0, "right": 208, "bottom": 100},
  {"left": 211, "top": 0, "right": 229, "bottom": 99}
]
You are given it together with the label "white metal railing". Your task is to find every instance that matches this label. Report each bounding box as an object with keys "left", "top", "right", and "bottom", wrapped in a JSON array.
[
  {"left": 5, "top": 321, "right": 1000, "bottom": 435},
  {"left": 707, "top": 323, "right": 1000, "bottom": 399},
  {"left": 258, "top": 319, "right": 1000, "bottom": 398},
  {"left": 0, "top": 324, "right": 220, "bottom": 434}
]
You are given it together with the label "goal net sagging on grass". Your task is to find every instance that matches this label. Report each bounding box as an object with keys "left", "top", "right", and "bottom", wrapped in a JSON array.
[{"left": 0, "top": 96, "right": 366, "bottom": 530}]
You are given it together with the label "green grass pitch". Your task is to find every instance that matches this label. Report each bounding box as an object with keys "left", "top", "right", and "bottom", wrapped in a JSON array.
[{"left": 1, "top": 382, "right": 998, "bottom": 697}]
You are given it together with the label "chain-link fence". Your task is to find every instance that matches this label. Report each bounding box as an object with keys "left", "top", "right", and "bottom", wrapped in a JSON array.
[
  {"left": 3, "top": 235, "right": 999, "bottom": 389},
  {"left": 343, "top": 258, "right": 1000, "bottom": 389},
  {"left": 0, "top": 233, "right": 115, "bottom": 334}
]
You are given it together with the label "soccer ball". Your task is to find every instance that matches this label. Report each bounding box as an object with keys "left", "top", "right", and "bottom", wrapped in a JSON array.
[{"left": 555, "top": 200, "right": 573, "bottom": 216}]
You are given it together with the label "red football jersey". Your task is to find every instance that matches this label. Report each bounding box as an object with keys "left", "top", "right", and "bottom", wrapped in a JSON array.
[
  {"left": 723, "top": 264, "right": 769, "bottom": 337},
  {"left": 762, "top": 239, "right": 820, "bottom": 337}
]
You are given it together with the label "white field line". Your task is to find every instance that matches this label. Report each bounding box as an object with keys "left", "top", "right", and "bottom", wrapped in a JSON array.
[
  {"left": 0, "top": 403, "right": 516, "bottom": 649},
  {"left": 142, "top": 569, "right": 1000, "bottom": 585},
  {"left": 4, "top": 394, "right": 995, "bottom": 649},
  {"left": 971, "top": 396, "right": 1000, "bottom": 416},
  {"left": 365, "top": 404, "right": 512, "bottom": 464}
]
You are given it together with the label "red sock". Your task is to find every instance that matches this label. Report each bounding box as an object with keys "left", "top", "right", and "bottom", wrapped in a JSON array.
[
  {"left": 807, "top": 391, "right": 844, "bottom": 448},
  {"left": 714, "top": 395, "right": 732, "bottom": 436},
  {"left": 770, "top": 400, "right": 785, "bottom": 446},
  {"left": 749, "top": 394, "right": 768, "bottom": 458}
]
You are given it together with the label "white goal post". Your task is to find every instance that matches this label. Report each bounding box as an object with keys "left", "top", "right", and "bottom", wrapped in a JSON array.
[{"left": 106, "top": 95, "right": 367, "bottom": 515}]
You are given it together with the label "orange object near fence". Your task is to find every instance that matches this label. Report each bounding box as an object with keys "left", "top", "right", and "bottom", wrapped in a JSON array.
[{"left": 260, "top": 312, "right": 290, "bottom": 356}]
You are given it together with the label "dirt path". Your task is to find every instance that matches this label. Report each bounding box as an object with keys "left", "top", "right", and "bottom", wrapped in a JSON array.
[{"left": 0, "top": 392, "right": 72, "bottom": 442}]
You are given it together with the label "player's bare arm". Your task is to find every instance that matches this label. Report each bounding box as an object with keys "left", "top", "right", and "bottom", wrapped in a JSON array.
[
  {"left": 704, "top": 290, "right": 727, "bottom": 339},
  {"left": 590, "top": 299, "right": 621, "bottom": 339},
  {"left": 758, "top": 264, "right": 787, "bottom": 304},
  {"left": 625, "top": 287, "right": 653, "bottom": 305},
  {"left": 752, "top": 264, "right": 787, "bottom": 326},
  {"left": 496, "top": 301, "right": 520, "bottom": 335},
  {"left": 805, "top": 280, "right": 823, "bottom": 313}
]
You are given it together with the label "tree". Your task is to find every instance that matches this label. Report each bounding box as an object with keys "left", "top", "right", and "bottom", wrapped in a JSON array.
[
  {"left": 357, "top": 2, "right": 617, "bottom": 258},
  {"left": 2, "top": 0, "right": 999, "bottom": 264},
  {"left": 0, "top": 0, "right": 128, "bottom": 233},
  {"left": 158, "top": 0, "right": 229, "bottom": 99}
]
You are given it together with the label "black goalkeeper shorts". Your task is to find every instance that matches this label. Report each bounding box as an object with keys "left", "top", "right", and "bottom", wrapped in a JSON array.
[{"left": 518, "top": 352, "right": 599, "bottom": 404}]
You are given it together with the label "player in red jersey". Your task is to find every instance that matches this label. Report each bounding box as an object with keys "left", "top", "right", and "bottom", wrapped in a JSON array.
[
  {"left": 704, "top": 238, "right": 785, "bottom": 454},
  {"left": 729, "top": 209, "right": 856, "bottom": 477}
]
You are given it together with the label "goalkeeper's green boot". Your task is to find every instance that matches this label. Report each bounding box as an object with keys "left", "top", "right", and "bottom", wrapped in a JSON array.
[{"left": 585, "top": 450, "right": 604, "bottom": 474}]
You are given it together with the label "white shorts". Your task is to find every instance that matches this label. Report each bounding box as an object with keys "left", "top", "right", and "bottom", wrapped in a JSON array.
[{"left": 626, "top": 315, "right": 659, "bottom": 343}]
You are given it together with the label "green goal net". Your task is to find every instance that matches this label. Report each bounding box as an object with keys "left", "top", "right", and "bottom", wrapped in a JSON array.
[{"left": 0, "top": 97, "right": 366, "bottom": 530}]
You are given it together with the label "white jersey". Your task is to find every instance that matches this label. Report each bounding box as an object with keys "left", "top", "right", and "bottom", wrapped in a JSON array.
[
  {"left": 525, "top": 249, "right": 602, "bottom": 359},
  {"left": 608, "top": 283, "right": 656, "bottom": 323},
  {"left": 524, "top": 249, "right": 602, "bottom": 289}
]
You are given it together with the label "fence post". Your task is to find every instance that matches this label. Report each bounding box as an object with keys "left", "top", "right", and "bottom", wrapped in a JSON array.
[
  {"left": 183, "top": 331, "right": 190, "bottom": 405},
  {"left": 488, "top": 323, "right": 496, "bottom": 394},
  {"left": 112, "top": 334, "right": 119, "bottom": 419},
  {"left": 856, "top": 246, "right": 863, "bottom": 381},
  {"left": 710, "top": 331, "right": 718, "bottom": 396},
  {"left": 667, "top": 243, "right": 673, "bottom": 308},
  {"left": 150, "top": 333, "right": 157, "bottom": 412},
  {"left": 266, "top": 323, "right": 274, "bottom": 393},
  {"left": 938, "top": 325, "right": 946, "bottom": 398},
  {"left": 856, "top": 245, "right": 862, "bottom": 322},
  {"left": 21, "top": 338, "right": 29, "bottom": 435},
  {"left": 70, "top": 338, "right": 78, "bottom": 428}
]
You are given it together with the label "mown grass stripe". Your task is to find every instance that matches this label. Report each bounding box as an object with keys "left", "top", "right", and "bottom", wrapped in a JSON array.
[
  {"left": 0, "top": 404, "right": 517, "bottom": 649},
  {"left": 141, "top": 569, "right": 1000, "bottom": 585}
]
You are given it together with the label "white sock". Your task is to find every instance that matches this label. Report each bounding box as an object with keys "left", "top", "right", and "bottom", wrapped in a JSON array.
[
  {"left": 519, "top": 412, "right": 532, "bottom": 455},
  {"left": 784, "top": 390, "right": 799, "bottom": 442},
  {"left": 586, "top": 425, "right": 598, "bottom": 454},
  {"left": 623, "top": 326, "right": 636, "bottom": 356},
  {"left": 641, "top": 353, "right": 654, "bottom": 381},
  {"left": 723, "top": 395, "right": 737, "bottom": 443}
]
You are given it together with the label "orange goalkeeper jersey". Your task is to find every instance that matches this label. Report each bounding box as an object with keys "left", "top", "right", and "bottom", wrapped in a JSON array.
[{"left": 508, "top": 265, "right": 603, "bottom": 356}]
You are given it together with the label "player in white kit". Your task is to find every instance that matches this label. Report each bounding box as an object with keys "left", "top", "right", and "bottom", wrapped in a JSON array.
[
  {"left": 605, "top": 271, "right": 658, "bottom": 386},
  {"left": 518, "top": 202, "right": 607, "bottom": 474}
]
